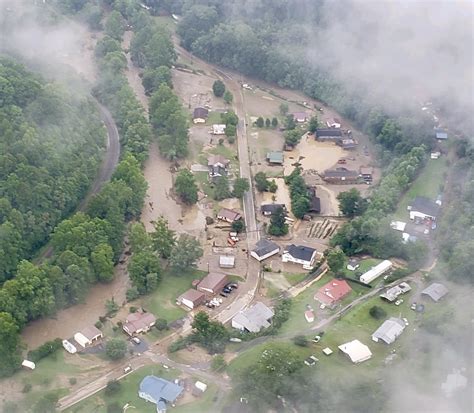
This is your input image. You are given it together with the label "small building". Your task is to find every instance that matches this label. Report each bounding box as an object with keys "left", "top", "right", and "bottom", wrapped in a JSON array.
[
  {"left": 212, "top": 124, "right": 226, "bottom": 135},
  {"left": 337, "top": 138, "right": 357, "bottom": 150},
  {"left": 193, "top": 107, "right": 209, "bottom": 124},
  {"left": 407, "top": 196, "right": 440, "bottom": 221},
  {"left": 322, "top": 347, "right": 333, "bottom": 356},
  {"left": 305, "top": 310, "right": 315, "bottom": 323},
  {"left": 338, "top": 340, "right": 372, "bottom": 364},
  {"left": 250, "top": 239, "right": 280, "bottom": 262},
  {"left": 139, "top": 375, "right": 184, "bottom": 412},
  {"left": 123, "top": 312, "right": 156, "bottom": 336},
  {"left": 261, "top": 203, "right": 286, "bottom": 216},
  {"left": 292, "top": 112, "right": 309, "bottom": 123},
  {"left": 372, "top": 318, "right": 405, "bottom": 344},
  {"left": 307, "top": 187, "right": 321, "bottom": 214},
  {"left": 217, "top": 208, "right": 242, "bottom": 223},
  {"left": 359, "top": 166, "right": 374, "bottom": 181},
  {"left": 321, "top": 167, "right": 359, "bottom": 184},
  {"left": 266, "top": 151, "right": 284, "bottom": 165},
  {"left": 346, "top": 258, "right": 360, "bottom": 271},
  {"left": 231, "top": 302, "right": 274, "bottom": 333},
  {"left": 178, "top": 289, "right": 206, "bottom": 310},
  {"left": 390, "top": 220, "right": 407, "bottom": 232},
  {"left": 421, "top": 282, "right": 448, "bottom": 302},
  {"left": 197, "top": 272, "right": 229, "bottom": 295},
  {"left": 326, "top": 118, "right": 341, "bottom": 128},
  {"left": 219, "top": 255, "right": 235, "bottom": 268},
  {"left": 22, "top": 360, "right": 36, "bottom": 370},
  {"left": 315, "top": 128, "right": 343, "bottom": 141},
  {"left": 208, "top": 155, "right": 230, "bottom": 178},
  {"left": 282, "top": 244, "right": 317, "bottom": 270},
  {"left": 74, "top": 326, "right": 103, "bottom": 348},
  {"left": 431, "top": 151, "right": 441, "bottom": 159},
  {"left": 194, "top": 381, "right": 208, "bottom": 395},
  {"left": 314, "top": 279, "right": 352, "bottom": 306},
  {"left": 434, "top": 128, "right": 448, "bottom": 140},
  {"left": 359, "top": 260, "right": 392, "bottom": 284},
  {"left": 380, "top": 282, "right": 411, "bottom": 302}
]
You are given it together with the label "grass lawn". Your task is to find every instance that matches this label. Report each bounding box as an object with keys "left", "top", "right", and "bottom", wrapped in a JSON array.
[
  {"left": 341, "top": 258, "right": 382, "bottom": 280},
  {"left": 174, "top": 383, "right": 219, "bottom": 413},
  {"left": 142, "top": 269, "right": 206, "bottom": 323},
  {"left": 394, "top": 158, "right": 448, "bottom": 220},
  {"left": 207, "top": 111, "right": 222, "bottom": 124},
  {"left": 195, "top": 171, "right": 215, "bottom": 198},
  {"left": 283, "top": 271, "right": 309, "bottom": 286}
]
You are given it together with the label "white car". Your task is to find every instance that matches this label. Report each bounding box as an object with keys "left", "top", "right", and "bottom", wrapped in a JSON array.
[
  {"left": 402, "top": 318, "right": 409, "bottom": 326},
  {"left": 132, "top": 337, "right": 141, "bottom": 345},
  {"left": 62, "top": 340, "right": 77, "bottom": 354},
  {"left": 312, "top": 335, "right": 321, "bottom": 343},
  {"left": 395, "top": 299, "right": 404, "bottom": 306}
]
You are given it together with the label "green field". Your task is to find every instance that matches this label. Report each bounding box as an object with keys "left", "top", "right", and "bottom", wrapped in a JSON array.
[
  {"left": 141, "top": 269, "right": 206, "bottom": 323},
  {"left": 394, "top": 158, "right": 448, "bottom": 219},
  {"left": 207, "top": 111, "right": 223, "bottom": 124},
  {"left": 283, "top": 271, "right": 309, "bottom": 286}
]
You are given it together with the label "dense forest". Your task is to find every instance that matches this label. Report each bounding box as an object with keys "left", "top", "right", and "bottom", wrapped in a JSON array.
[{"left": 0, "top": 58, "right": 105, "bottom": 282}]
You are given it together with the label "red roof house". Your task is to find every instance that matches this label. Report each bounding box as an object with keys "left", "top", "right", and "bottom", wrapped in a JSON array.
[{"left": 314, "top": 279, "right": 352, "bottom": 306}]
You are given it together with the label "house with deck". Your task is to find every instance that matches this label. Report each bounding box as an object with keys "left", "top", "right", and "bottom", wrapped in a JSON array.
[
  {"left": 208, "top": 155, "right": 230, "bottom": 178},
  {"left": 139, "top": 376, "right": 184, "bottom": 413}
]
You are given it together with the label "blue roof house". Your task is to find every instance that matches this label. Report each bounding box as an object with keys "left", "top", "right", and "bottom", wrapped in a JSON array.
[{"left": 139, "top": 376, "right": 184, "bottom": 412}]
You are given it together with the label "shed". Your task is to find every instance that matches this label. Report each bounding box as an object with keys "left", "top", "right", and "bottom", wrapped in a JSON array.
[
  {"left": 178, "top": 289, "right": 206, "bottom": 309},
  {"left": 359, "top": 260, "right": 392, "bottom": 284},
  {"left": 371, "top": 318, "right": 405, "bottom": 344},
  {"left": 197, "top": 272, "right": 228, "bottom": 294},
  {"left": 212, "top": 124, "right": 226, "bottom": 135},
  {"left": 292, "top": 112, "right": 309, "bottom": 123},
  {"left": 305, "top": 310, "right": 315, "bottom": 323},
  {"left": 22, "top": 360, "right": 36, "bottom": 370},
  {"left": 322, "top": 347, "right": 333, "bottom": 356},
  {"left": 217, "top": 208, "right": 242, "bottom": 223},
  {"left": 346, "top": 258, "right": 360, "bottom": 271},
  {"left": 195, "top": 381, "right": 208, "bottom": 392},
  {"left": 219, "top": 255, "right": 235, "bottom": 268},
  {"left": 74, "top": 326, "right": 103, "bottom": 348},
  {"left": 421, "top": 283, "right": 448, "bottom": 302},
  {"left": 390, "top": 221, "right": 407, "bottom": 232},
  {"left": 250, "top": 239, "right": 280, "bottom": 262},
  {"left": 266, "top": 151, "right": 284, "bottom": 165},
  {"left": 338, "top": 340, "right": 372, "bottom": 363}
]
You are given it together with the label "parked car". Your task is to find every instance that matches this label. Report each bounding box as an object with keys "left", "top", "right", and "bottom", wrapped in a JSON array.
[
  {"left": 410, "top": 303, "right": 417, "bottom": 311},
  {"left": 312, "top": 335, "right": 321, "bottom": 343},
  {"left": 225, "top": 283, "right": 238, "bottom": 290},
  {"left": 223, "top": 287, "right": 232, "bottom": 294},
  {"left": 304, "top": 355, "right": 319, "bottom": 366},
  {"left": 395, "top": 299, "right": 404, "bottom": 306},
  {"left": 220, "top": 291, "right": 229, "bottom": 298},
  {"left": 402, "top": 318, "right": 409, "bottom": 326},
  {"left": 124, "top": 365, "right": 132, "bottom": 373},
  {"left": 132, "top": 337, "right": 141, "bottom": 345}
]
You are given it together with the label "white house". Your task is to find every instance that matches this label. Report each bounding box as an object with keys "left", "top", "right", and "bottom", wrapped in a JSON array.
[
  {"left": 338, "top": 340, "right": 372, "bottom": 364},
  {"left": 282, "top": 244, "right": 317, "bottom": 269},
  {"left": 372, "top": 318, "right": 406, "bottom": 344},
  {"left": 250, "top": 239, "right": 279, "bottom": 262},
  {"left": 359, "top": 260, "right": 392, "bottom": 284},
  {"left": 326, "top": 118, "right": 341, "bottom": 128},
  {"left": 212, "top": 124, "right": 226, "bottom": 135},
  {"left": 231, "top": 302, "right": 274, "bottom": 333},
  {"left": 407, "top": 196, "right": 440, "bottom": 221}
]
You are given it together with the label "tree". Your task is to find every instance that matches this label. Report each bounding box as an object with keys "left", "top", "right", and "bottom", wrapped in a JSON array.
[
  {"left": 221, "top": 110, "right": 238, "bottom": 126},
  {"left": 105, "top": 298, "right": 119, "bottom": 316},
  {"left": 0, "top": 312, "right": 22, "bottom": 377},
  {"left": 268, "top": 180, "right": 278, "bottom": 193},
  {"left": 191, "top": 312, "right": 229, "bottom": 354},
  {"left": 369, "top": 306, "right": 387, "bottom": 320},
  {"left": 292, "top": 196, "right": 310, "bottom": 219},
  {"left": 126, "top": 287, "right": 139, "bottom": 302},
  {"left": 33, "top": 393, "right": 59, "bottom": 413},
  {"left": 174, "top": 169, "right": 198, "bottom": 205},
  {"left": 233, "top": 177, "right": 249, "bottom": 198},
  {"left": 223, "top": 90, "right": 233, "bottom": 104},
  {"left": 128, "top": 251, "right": 161, "bottom": 294},
  {"left": 337, "top": 189, "right": 368, "bottom": 217},
  {"left": 214, "top": 175, "right": 231, "bottom": 200},
  {"left": 212, "top": 80, "right": 225, "bottom": 97},
  {"left": 211, "top": 354, "right": 227, "bottom": 372},
  {"left": 268, "top": 206, "right": 288, "bottom": 236},
  {"left": 225, "top": 123, "right": 236, "bottom": 137},
  {"left": 107, "top": 402, "right": 122, "bottom": 413},
  {"left": 155, "top": 318, "right": 169, "bottom": 331},
  {"left": 279, "top": 103, "right": 289, "bottom": 116},
  {"left": 105, "top": 338, "right": 127, "bottom": 360},
  {"left": 151, "top": 217, "right": 176, "bottom": 259},
  {"left": 326, "top": 248, "right": 346, "bottom": 274},
  {"left": 169, "top": 234, "right": 203, "bottom": 273},
  {"left": 284, "top": 128, "right": 301, "bottom": 146},
  {"left": 271, "top": 117, "right": 278, "bottom": 128},
  {"left": 105, "top": 380, "right": 122, "bottom": 396},
  {"left": 256, "top": 116, "right": 264, "bottom": 128},
  {"left": 308, "top": 116, "right": 319, "bottom": 133},
  {"left": 142, "top": 66, "right": 172, "bottom": 95},
  {"left": 285, "top": 114, "right": 296, "bottom": 130},
  {"left": 91, "top": 243, "right": 114, "bottom": 283},
  {"left": 129, "top": 222, "right": 152, "bottom": 253},
  {"left": 293, "top": 335, "right": 309, "bottom": 347},
  {"left": 104, "top": 11, "right": 125, "bottom": 41},
  {"left": 255, "top": 172, "right": 269, "bottom": 192},
  {"left": 232, "top": 219, "right": 245, "bottom": 233},
  {"left": 265, "top": 118, "right": 271, "bottom": 128}
]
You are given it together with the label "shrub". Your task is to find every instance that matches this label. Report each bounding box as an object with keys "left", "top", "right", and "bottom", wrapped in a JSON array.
[
  {"left": 228, "top": 136, "right": 235, "bottom": 144},
  {"left": 69, "top": 377, "right": 77, "bottom": 385},
  {"left": 105, "top": 380, "right": 122, "bottom": 396},
  {"left": 126, "top": 286, "right": 140, "bottom": 301},
  {"left": 107, "top": 402, "right": 122, "bottom": 413},
  {"left": 155, "top": 318, "right": 169, "bottom": 331},
  {"left": 22, "top": 383, "right": 32, "bottom": 393},
  {"left": 369, "top": 305, "right": 387, "bottom": 320},
  {"left": 210, "top": 355, "right": 227, "bottom": 372},
  {"left": 293, "top": 335, "right": 309, "bottom": 347},
  {"left": 105, "top": 339, "right": 127, "bottom": 360},
  {"left": 95, "top": 321, "right": 103, "bottom": 329},
  {"left": 130, "top": 306, "right": 137, "bottom": 313},
  {"left": 27, "top": 338, "right": 62, "bottom": 363}
]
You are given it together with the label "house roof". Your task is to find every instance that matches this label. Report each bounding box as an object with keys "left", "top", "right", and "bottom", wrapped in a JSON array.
[
  {"left": 179, "top": 289, "right": 205, "bottom": 303},
  {"left": 409, "top": 196, "right": 440, "bottom": 218},
  {"left": 197, "top": 272, "right": 228, "bottom": 292},
  {"left": 219, "top": 255, "right": 235, "bottom": 266},
  {"left": 208, "top": 154, "right": 230, "bottom": 167},
  {"left": 359, "top": 166, "right": 373, "bottom": 175},
  {"left": 252, "top": 239, "right": 280, "bottom": 258},
  {"left": 217, "top": 208, "right": 241, "bottom": 221},
  {"left": 308, "top": 188, "right": 321, "bottom": 213},
  {"left": 338, "top": 340, "right": 372, "bottom": 363},
  {"left": 372, "top": 318, "right": 405, "bottom": 344},
  {"left": 292, "top": 112, "right": 308, "bottom": 119},
  {"left": 193, "top": 107, "right": 208, "bottom": 119},
  {"left": 316, "top": 128, "right": 343, "bottom": 137},
  {"left": 139, "top": 375, "right": 184, "bottom": 404},
  {"left": 266, "top": 151, "right": 284, "bottom": 163},
  {"left": 348, "top": 257, "right": 360, "bottom": 267},
  {"left": 124, "top": 312, "right": 156, "bottom": 333},
  {"left": 421, "top": 282, "right": 448, "bottom": 302},
  {"left": 323, "top": 167, "right": 359, "bottom": 179},
  {"left": 232, "top": 302, "right": 274, "bottom": 333},
  {"left": 435, "top": 129, "right": 448, "bottom": 140},
  {"left": 285, "top": 244, "right": 316, "bottom": 262},
  {"left": 380, "top": 282, "right": 411, "bottom": 302},
  {"left": 80, "top": 325, "right": 103, "bottom": 341},
  {"left": 314, "top": 279, "right": 352, "bottom": 305},
  {"left": 261, "top": 204, "right": 286, "bottom": 214}
]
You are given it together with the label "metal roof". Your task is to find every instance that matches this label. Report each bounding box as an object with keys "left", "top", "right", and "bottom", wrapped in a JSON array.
[
  {"left": 139, "top": 376, "right": 183, "bottom": 404},
  {"left": 252, "top": 239, "right": 279, "bottom": 258},
  {"left": 372, "top": 318, "right": 405, "bottom": 344},
  {"left": 421, "top": 282, "right": 448, "bottom": 302},
  {"left": 285, "top": 244, "right": 316, "bottom": 262},
  {"left": 232, "top": 302, "right": 274, "bottom": 333}
]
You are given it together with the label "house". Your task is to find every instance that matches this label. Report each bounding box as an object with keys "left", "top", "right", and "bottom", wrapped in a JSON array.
[
  {"left": 74, "top": 326, "right": 103, "bottom": 348},
  {"left": 261, "top": 204, "right": 286, "bottom": 216},
  {"left": 208, "top": 155, "right": 230, "bottom": 178},
  {"left": 193, "top": 107, "right": 208, "bottom": 124},
  {"left": 346, "top": 258, "right": 360, "bottom": 271},
  {"left": 337, "top": 138, "right": 357, "bottom": 150},
  {"left": 326, "top": 118, "right": 341, "bottom": 128},
  {"left": 314, "top": 279, "right": 352, "bottom": 306},
  {"left": 390, "top": 221, "right": 407, "bottom": 232},
  {"left": 434, "top": 128, "right": 448, "bottom": 140},
  {"left": 197, "top": 272, "right": 228, "bottom": 294},
  {"left": 380, "top": 282, "right": 412, "bottom": 302},
  {"left": 359, "top": 260, "right": 392, "bottom": 284},
  {"left": 282, "top": 244, "right": 317, "bottom": 269},
  {"left": 266, "top": 151, "right": 284, "bottom": 165},
  {"left": 178, "top": 289, "right": 206, "bottom": 310},
  {"left": 292, "top": 112, "right": 309, "bottom": 123},
  {"left": 421, "top": 282, "right": 448, "bottom": 302},
  {"left": 250, "top": 239, "right": 280, "bottom": 261},
  {"left": 359, "top": 166, "right": 374, "bottom": 181},
  {"left": 315, "top": 128, "right": 343, "bottom": 141},
  {"left": 321, "top": 167, "right": 359, "bottom": 184},
  {"left": 338, "top": 340, "right": 372, "bottom": 364},
  {"left": 307, "top": 187, "right": 321, "bottom": 214},
  {"left": 139, "top": 376, "right": 184, "bottom": 413},
  {"left": 371, "top": 318, "right": 406, "bottom": 344},
  {"left": 217, "top": 208, "right": 242, "bottom": 223},
  {"left": 407, "top": 196, "right": 440, "bottom": 221},
  {"left": 219, "top": 255, "right": 235, "bottom": 268},
  {"left": 231, "top": 302, "right": 274, "bottom": 333},
  {"left": 212, "top": 124, "right": 226, "bottom": 135},
  {"left": 123, "top": 311, "right": 156, "bottom": 336}
]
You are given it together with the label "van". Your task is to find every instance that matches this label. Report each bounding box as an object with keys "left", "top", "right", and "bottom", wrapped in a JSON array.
[{"left": 124, "top": 366, "right": 132, "bottom": 373}]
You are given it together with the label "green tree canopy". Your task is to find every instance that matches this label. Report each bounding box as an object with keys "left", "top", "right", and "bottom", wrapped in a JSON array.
[
  {"left": 169, "top": 234, "right": 203, "bottom": 273},
  {"left": 212, "top": 79, "right": 225, "bottom": 97},
  {"left": 174, "top": 169, "right": 198, "bottom": 205}
]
